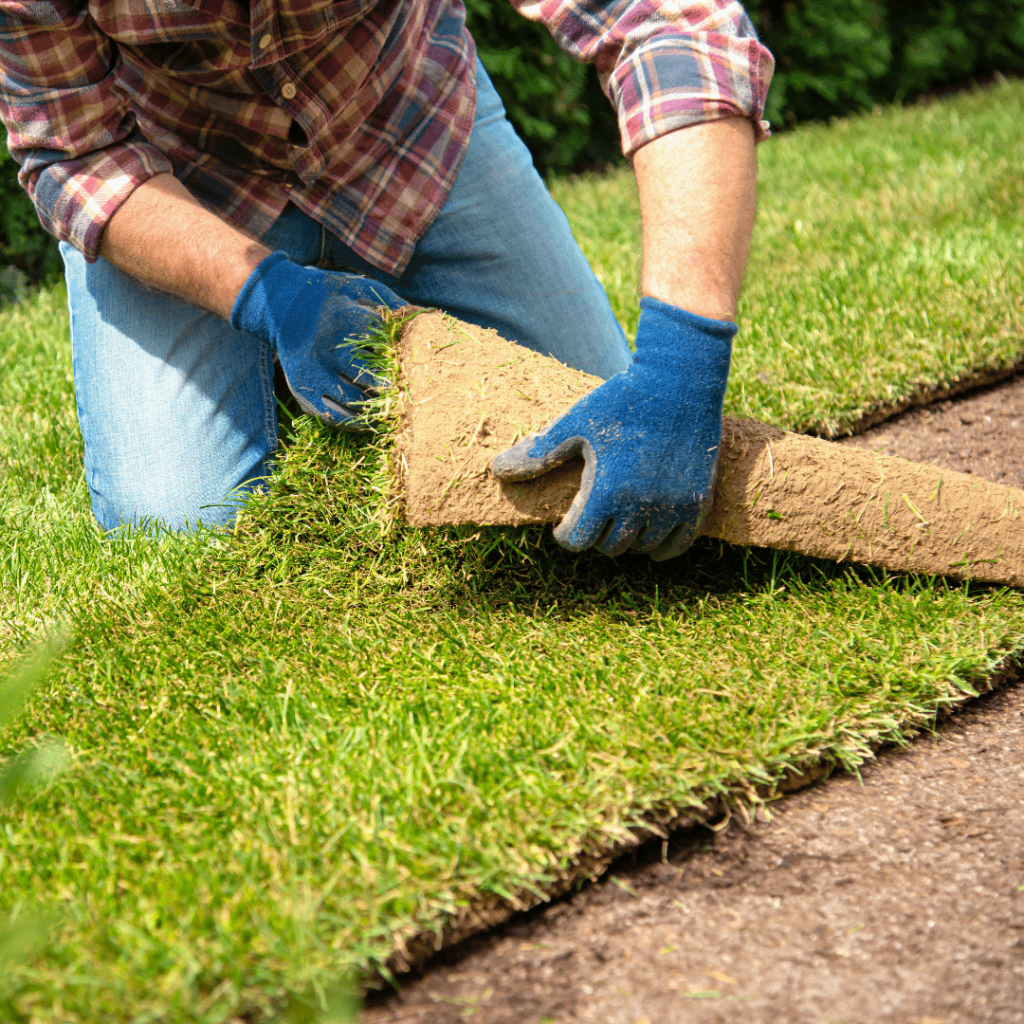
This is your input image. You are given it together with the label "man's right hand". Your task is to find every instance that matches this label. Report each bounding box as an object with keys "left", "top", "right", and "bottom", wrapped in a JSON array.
[
  {"left": 230, "top": 251, "right": 407, "bottom": 425},
  {"left": 492, "top": 297, "right": 735, "bottom": 560}
]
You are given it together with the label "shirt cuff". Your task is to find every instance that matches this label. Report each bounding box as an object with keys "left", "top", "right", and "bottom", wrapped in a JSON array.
[
  {"left": 611, "top": 30, "right": 775, "bottom": 156},
  {"left": 28, "top": 140, "right": 174, "bottom": 262}
]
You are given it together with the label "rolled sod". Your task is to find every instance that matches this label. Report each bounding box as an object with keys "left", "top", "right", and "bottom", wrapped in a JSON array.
[{"left": 395, "top": 311, "right": 1024, "bottom": 587}]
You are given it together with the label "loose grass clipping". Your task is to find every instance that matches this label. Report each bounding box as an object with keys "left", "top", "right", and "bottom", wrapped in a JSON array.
[{"left": 394, "top": 310, "right": 1024, "bottom": 587}]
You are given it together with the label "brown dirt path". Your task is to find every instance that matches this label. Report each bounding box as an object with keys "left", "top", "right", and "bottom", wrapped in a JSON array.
[{"left": 362, "top": 373, "right": 1024, "bottom": 1024}]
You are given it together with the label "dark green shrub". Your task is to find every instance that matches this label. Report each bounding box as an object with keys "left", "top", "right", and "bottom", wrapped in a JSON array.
[
  {"left": 463, "top": 0, "right": 619, "bottom": 174},
  {"left": 1, "top": 140, "right": 60, "bottom": 299},
  {"left": 886, "top": 0, "right": 1024, "bottom": 97},
  {"left": 750, "top": 0, "right": 892, "bottom": 126},
  {"left": 751, "top": 0, "right": 1024, "bottom": 126}
]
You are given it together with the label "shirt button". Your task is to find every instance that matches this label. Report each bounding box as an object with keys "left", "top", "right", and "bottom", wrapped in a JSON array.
[
  {"left": 281, "top": 82, "right": 297, "bottom": 100},
  {"left": 258, "top": 33, "right": 272, "bottom": 49}
]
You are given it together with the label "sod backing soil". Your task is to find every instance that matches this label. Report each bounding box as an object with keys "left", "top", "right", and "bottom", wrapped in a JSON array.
[
  {"left": 396, "top": 312, "right": 1024, "bottom": 586},
  {"left": 363, "top": 372, "right": 1024, "bottom": 1024}
]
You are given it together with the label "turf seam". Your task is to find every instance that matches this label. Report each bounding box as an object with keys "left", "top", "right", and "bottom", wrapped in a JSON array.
[{"left": 815, "top": 357, "right": 1024, "bottom": 440}]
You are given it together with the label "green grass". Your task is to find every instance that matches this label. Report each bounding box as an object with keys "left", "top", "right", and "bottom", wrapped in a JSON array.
[{"left": 2, "top": 80, "right": 1024, "bottom": 1022}]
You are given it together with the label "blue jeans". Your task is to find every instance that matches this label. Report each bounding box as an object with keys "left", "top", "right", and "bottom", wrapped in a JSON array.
[{"left": 63, "top": 62, "right": 630, "bottom": 531}]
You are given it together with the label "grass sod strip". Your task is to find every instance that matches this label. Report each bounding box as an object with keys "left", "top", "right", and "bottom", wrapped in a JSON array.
[{"left": 0, "top": 78, "right": 1022, "bottom": 1021}]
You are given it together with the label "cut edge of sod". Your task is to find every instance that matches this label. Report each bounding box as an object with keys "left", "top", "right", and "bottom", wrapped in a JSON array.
[
  {"left": 374, "top": 655, "right": 1023, "bottom": 982},
  {"left": 820, "top": 355, "right": 1024, "bottom": 440}
]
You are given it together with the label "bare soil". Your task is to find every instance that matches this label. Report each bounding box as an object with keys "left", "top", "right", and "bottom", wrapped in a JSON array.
[{"left": 363, "top": 372, "right": 1024, "bottom": 1024}]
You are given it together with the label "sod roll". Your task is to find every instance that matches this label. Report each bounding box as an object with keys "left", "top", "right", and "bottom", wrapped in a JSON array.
[{"left": 395, "top": 311, "right": 1024, "bottom": 587}]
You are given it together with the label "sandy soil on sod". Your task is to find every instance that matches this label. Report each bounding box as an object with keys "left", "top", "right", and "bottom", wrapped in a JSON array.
[
  {"left": 396, "top": 312, "right": 1024, "bottom": 586},
  {"left": 363, "top": 372, "right": 1024, "bottom": 1024}
]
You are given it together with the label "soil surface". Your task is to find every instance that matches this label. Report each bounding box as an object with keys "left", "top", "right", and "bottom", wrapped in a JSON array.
[
  {"left": 843, "top": 374, "right": 1024, "bottom": 489},
  {"left": 395, "top": 310, "right": 592, "bottom": 527},
  {"left": 363, "top": 372, "right": 1024, "bottom": 1024}
]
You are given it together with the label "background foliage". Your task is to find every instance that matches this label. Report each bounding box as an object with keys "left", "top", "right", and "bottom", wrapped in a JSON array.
[
  {"left": 3, "top": 0, "right": 1024, "bottom": 290},
  {"left": 465, "top": 0, "right": 1024, "bottom": 170},
  {"left": 0, "top": 143, "right": 60, "bottom": 301}
]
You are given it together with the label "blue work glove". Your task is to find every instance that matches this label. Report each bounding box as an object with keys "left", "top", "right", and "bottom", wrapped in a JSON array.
[
  {"left": 230, "top": 250, "right": 406, "bottom": 425},
  {"left": 491, "top": 296, "right": 736, "bottom": 560}
]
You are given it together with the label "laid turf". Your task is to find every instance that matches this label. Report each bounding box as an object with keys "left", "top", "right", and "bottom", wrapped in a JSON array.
[
  {"left": 2, "top": 80, "right": 1023, "bottom": 1023},
  {"left": 552, "top": 76, "right": 1024, "bottom": 435}
]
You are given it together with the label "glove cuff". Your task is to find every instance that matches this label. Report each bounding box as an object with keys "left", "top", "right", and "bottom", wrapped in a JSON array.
[
  {"left": 230, "top": 250, "right": 304, "bottom": 339},
  {"left": 638, "top": 296, "right": 737, "bottom": 356},
  {"left": 634, "top": 296, "right": 735, "bottom": 400}
]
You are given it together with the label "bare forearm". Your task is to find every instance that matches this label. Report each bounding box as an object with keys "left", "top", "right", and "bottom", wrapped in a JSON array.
[
  {"left": 632, "top": 118, "right": 756, "bottom": 323},
  {"left": 98, "top": 173, "right": 271, "bottom": 321}
]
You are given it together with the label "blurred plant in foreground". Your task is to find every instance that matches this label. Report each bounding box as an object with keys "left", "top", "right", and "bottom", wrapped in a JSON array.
[{"left": 0, "top": 641, "right": 65, "bottom": 1008}]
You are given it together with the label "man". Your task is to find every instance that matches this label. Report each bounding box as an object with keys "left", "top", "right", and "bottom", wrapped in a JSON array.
[{"left": 0, "top": 0, "right": 772, "bottom": 558}]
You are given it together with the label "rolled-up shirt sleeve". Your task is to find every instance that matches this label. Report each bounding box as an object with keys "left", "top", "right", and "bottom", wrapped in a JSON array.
[
  {"left": 0, "top": 1, "right": 172, "bottom": 261},
  {"left": 508, "top": 0, "right": 774, "bottom": 155}
]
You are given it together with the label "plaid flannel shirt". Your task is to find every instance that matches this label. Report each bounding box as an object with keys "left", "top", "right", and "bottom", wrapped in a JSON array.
[{"left": 0, "top": 0, "right": 773, "bottom": 276}]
